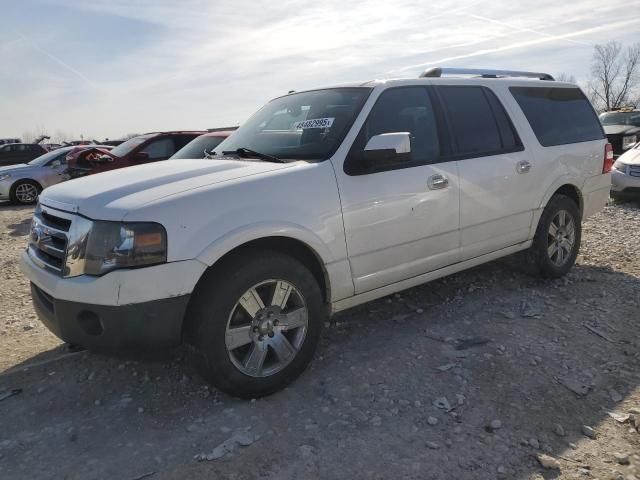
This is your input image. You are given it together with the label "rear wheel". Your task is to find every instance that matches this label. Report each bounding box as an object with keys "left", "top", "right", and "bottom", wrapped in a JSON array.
[
  {"left": 10, "top": 180, "right": 41, "bottom": 205},
  {"left": 527, "top": 194, "right": 581, "bottom": 278},
  {"left": 184, "top": 250, "right": 325, "bottom": 398}
]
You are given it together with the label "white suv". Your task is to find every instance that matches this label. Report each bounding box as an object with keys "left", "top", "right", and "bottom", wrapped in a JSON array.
[{"left": 21, "top": 68, "right": 612, "bottom": 397}]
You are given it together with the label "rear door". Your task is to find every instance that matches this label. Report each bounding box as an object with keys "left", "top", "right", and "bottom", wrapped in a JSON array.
[
  {"left": 435, "top": 85, "right": 536, "bottom": 260},
  {"left": 335, "top": 86, "right": 460, "bottom": 294}
]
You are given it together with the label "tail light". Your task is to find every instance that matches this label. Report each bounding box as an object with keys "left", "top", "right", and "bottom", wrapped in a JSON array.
[{"left": 603, "top": 143, "right": 614, "bottom": 173}]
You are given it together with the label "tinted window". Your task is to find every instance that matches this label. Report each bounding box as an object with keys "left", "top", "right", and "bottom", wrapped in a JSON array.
[
  {"left": 438, "top": 86, "right": 517, "bottom": 156},
  {"left": 485, "top": 90, "right": 520, "bottom": 150},
  {"left": 510, "top": 87, "right": 604, "bottom": 146},
  {"left": 347, "top": 87, "right": 441, "bottom": 174},
  {"left": 141, "top": 138, "right": 175, "bottom": 159}
]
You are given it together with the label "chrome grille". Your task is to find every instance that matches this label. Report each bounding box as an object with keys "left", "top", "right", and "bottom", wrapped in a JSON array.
[
  {"left": 629, "top": 165, "right": 640, "bottom": 177},
  {"left": 28, "top": 205, "right": 72, "bottom": 276}
]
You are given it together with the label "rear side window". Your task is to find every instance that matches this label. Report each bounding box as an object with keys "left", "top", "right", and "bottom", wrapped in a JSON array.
[
  {"left": 510, "top": 87, "right": 604, "bottom": 146},
  {"left": 437, "top": 86, "right": 522, "bottom": 157}
]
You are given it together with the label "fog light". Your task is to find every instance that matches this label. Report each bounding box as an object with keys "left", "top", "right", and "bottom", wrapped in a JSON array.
[{"left": 77, "top": 310, "right": 103, "bottom": 336}]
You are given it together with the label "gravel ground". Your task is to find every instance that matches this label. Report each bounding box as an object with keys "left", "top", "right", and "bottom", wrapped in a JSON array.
[{"left": 0, "top": 199, "right": 638, "bottom": 480}]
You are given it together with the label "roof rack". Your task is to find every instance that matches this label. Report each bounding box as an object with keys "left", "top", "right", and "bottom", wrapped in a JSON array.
[{"left": 419, "top": 67, "right": 554, "bottom": 81}]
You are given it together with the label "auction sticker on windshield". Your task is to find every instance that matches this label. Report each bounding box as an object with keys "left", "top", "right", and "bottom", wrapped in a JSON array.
[{"left": 293, "top": 118, "right": 334, "bottom": 129}]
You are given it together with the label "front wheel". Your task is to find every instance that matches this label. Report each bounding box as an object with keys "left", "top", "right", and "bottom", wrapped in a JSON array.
[
  {"left": 527, "top": 194, "right": 581, "bottom": 278},
  {"left": 184, "top": 250, "right": 325, "bottom": 398},
  {"left": 10, "top": 180, "right": 41, "bottom": 205}
]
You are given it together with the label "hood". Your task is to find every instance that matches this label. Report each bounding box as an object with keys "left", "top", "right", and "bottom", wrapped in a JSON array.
[
  {"left": 40, "top": 158, "right": 296, "bottom": 220},
  {"left": 618, "top": 146, "right": 640, "bottom": 166},
  {"left": 0, "top": 163, "right": 32, "bottom": 175},
  {"left": 603, "top": 125, "right": 640, "bottom": 136}
]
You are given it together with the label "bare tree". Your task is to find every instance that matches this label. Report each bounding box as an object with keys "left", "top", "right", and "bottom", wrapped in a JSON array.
[
  {"left": 556, "top": 72, "right": 576, "bottom": 83},
  {"left": 588, "top": 41, "right": 640, "bottom": 112},
  {"left": 52, "top": 129, "right": 73, "bottom": 144},
  {"left": 21, "top": 125, "right": 48, "bottom": 144}
]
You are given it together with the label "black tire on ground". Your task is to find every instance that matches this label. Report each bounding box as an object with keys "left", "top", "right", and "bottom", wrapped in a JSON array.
[
  {"left": 609, "top": 191, "right": 627, "bottom": 203},
  {"left": 526, "top": 194, "right": 582, "bottom": 278},
  {"left": 184, "top": 249, "right": 325, "bottom": 398},
  {"left": 9, "top": 179, "right": 41, "bottom": 205}
]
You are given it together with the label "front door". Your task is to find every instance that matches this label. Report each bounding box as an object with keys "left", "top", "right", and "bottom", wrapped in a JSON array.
[{"left": 334, "top": 86, "right": 460, "bottom": 294}]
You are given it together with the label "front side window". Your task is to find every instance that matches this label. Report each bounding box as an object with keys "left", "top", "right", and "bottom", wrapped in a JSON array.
[
  {"left": 28, "top": 147, "right": 72, "bottom": 166},
  {"left": 346, "top": 86, "right": 441, "bottom": 174},
  {"left": 510, "top": 87, "right": 604, "bottom": 147},
  {"left": 212, "top": 88, "right": 371, "bottom": 161},
  {"left": 437, "top": 86, "right": 521, "bottom": 157},
  {"left": 140, "top": 138, "right": 175, "bottom": 159},
  {"left": 110, "top": 134, "right": 153, "bottom": 157}
]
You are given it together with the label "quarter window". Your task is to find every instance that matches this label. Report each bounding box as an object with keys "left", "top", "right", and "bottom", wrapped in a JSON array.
[{"left": 510, "top": 87, "right": 604, "bottom": 146}]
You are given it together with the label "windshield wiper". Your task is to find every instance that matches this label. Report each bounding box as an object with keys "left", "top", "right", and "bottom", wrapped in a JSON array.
[{"left": 222, "top": 147, "right": 287, "bottom": 163}]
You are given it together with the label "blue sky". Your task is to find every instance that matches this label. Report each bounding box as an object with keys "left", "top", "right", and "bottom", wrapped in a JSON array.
[{"left": 1, "top": 0, "right": 639, "bottom": 140}]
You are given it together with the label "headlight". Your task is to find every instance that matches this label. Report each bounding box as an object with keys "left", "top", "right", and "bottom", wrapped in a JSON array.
[
  {"left": 82, "top": 221, "right": 167, "bottom": 276},
  {"left": 613, "top": 160, "right": 627, "bottom": 173},
  {"left": 622, "top": 135, "right": 638, "bottom": 150},
  {"left": 0, "top": 174, "right": 11, "bottom": 181}
]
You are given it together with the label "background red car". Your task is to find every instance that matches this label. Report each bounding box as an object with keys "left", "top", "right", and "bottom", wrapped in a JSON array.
[{"left": 66, "top": 131, "right": 204, "bottom": 178}]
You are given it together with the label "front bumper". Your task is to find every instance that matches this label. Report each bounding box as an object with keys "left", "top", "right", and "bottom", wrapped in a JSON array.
[
  {"left": 0, "top": 180, "right": 11, "bottom": 200},
  {"left": 31, "top": 282, "right": 189, "bottom": 352},
  {"left": 21, "top": 251, "right": 207, "bottom": 353},
  {"left": 611, "top": 168, "right": 640, "bottom": 193}
]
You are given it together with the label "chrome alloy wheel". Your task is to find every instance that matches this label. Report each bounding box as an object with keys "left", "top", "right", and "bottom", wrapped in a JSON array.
[
  {"left": 225, "top": 279, "right": 308, "bottom": 378},
  {"left": 15, "top": 183, "right": 39, "bottom": 203},
  {"left": 547, "top": 209, "right": 576, "bottom": 266}
]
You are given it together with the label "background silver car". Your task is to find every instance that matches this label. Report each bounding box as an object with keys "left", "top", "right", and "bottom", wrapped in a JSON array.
[
  {"left": 0, "top": 145, "right": 110, "bottom": 205},
  {"left": 611, "top": 141, "right": 640, "bottom": 200}
]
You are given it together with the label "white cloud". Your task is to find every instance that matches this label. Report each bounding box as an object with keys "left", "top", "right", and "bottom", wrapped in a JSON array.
[{"left": 1, "top": 0, "right": 639, "bottom": 139}]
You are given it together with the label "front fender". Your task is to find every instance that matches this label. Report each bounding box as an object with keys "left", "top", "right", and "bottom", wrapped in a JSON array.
[{"left": 195, "top": 221, "right": 335, "bottom": 268}]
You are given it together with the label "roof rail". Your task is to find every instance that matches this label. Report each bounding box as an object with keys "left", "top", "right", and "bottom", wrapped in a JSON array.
[{"left": 419, "top": 67, "right": 555, "bottom": 81}]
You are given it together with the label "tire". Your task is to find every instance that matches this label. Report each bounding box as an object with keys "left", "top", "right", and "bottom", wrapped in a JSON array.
[
  {"left": 527, "top": 194, "right": 581, "bottom": 278},
  {"left": 184, "top": 249, "right": 325, "bottom": 398},
  {"left": 10, "top": 180, "right": 41, "bottom": 205}
]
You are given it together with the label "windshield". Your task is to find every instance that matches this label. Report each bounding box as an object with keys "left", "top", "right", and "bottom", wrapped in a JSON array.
[
  {"left": 109, "top": 134, "right": 153, "bottom": 157},
  {"left": 27, "top": 147, "right": 72, "bottom": 166},
  {"left": 212, "top": 87, "right": 372, "bottom": 160},
  {"left": 171, "top": 135, "right": 227, "bottom": 159},
  {"left": 600, "top": 112, "right": 640, "bottom": 127}
]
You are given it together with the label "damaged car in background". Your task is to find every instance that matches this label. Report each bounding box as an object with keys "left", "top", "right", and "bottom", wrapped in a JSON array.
[{"left": 0, "top": 145, "right": 112, "bottom": 205}]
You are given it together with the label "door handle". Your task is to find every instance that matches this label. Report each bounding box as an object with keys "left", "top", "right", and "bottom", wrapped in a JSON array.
[
  {"left": 516, "top": 160, "right": 532, "bottom": 174},
  {"left": 428, "top": 174, "right": 449, "bottom": 190}
]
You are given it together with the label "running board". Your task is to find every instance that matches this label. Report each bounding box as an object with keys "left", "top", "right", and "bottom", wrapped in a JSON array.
[{"left": 330, "top": 240, "right": 531, "bottom": 314}]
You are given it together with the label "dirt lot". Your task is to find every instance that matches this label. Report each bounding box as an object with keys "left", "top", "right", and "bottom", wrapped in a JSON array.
[{"left": 0, "top": 200, "right": 638, "bottom": 480}]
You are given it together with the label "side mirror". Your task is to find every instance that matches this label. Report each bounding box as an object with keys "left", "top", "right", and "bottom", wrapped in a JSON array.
[
  {"left": 363, "top": 132, "right": 411, "bottom": 163},
  {"left": 50, "top": 160, "right": 62, "bottom": 168},
  {"left": 133, "top": 151, "right": 150, "bottom": 161}
]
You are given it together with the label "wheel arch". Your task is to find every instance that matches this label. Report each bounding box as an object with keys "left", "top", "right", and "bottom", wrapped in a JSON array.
[
  {"left": 540, "top": 181, "right": 584, "bottom": 216},
  {"left": 194, "top": 229, "right": 333, "bottom": 306}
]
